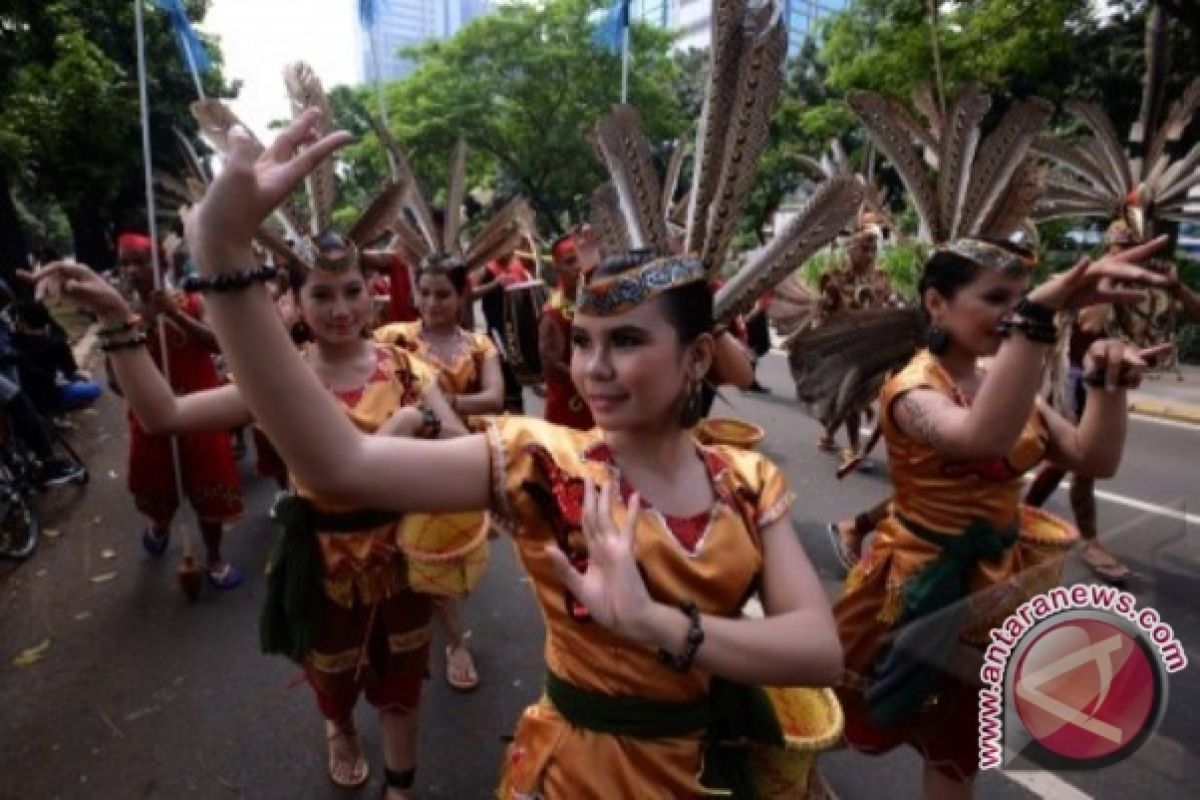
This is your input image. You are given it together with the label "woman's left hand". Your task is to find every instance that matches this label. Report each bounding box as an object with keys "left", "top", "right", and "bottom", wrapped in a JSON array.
[
  {"left": 1083, "top": 340, "right": 1174, "bottom": 393},
  {"left": 545, "top": 480, "right": 658, "bottom": 643}
]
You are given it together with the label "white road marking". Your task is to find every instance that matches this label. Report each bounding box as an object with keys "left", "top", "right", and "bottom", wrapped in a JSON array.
[
  {"left": 846, "top": 436, "right": 1200, "bottom": 527},
  {"left": 1001, "top": 770, "right": 1094, "bottom": 799},
  {"left": 1130, "top": 412, "right": 1200, "bottom": 431}
]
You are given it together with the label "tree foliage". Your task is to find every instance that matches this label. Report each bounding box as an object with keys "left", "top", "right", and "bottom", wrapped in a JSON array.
[
  {"left": 0, "top": 0, "right": 231, "bottom": 273},
  {"left": 333, "top": 0, "right": 687, "bottom": 236}
]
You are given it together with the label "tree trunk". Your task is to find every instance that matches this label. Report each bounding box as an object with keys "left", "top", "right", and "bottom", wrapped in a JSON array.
[
  {"left": 0, "top": 165, "right": 31, "bottom": 291},
  {"left": 66, "top": 203, "right": 113, "bottom": 272}
]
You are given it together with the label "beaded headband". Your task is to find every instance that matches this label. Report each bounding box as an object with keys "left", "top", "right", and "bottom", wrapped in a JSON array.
[
  {"left": 576, "top": 255, "right": 706, "bottom": 317},
  {"left": 940, "top": 238, "right": 1036, "bottom": 275}
]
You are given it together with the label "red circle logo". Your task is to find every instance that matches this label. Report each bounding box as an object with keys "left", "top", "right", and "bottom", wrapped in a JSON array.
[{"left": 1012, "top": 616, "right": 1158, "bottom": 762}]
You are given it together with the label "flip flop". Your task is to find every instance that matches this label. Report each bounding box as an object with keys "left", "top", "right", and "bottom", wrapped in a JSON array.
[
  {"left": 141, "top": 526, "right": 169, "bottom": 557},
  {"left": 326, "top": 722, "right": 370, "bottom": 789},
  {"left": 817, "top": 435, "right": 838, "bottom": 453},
  {"left": 826, "top": 522, "right": 860, "bottom": 573},
  {"left": 1081, "top": 544, "right": 1131, "bottom": 585},
  {"left": 445, "top": 634, "right": 479, "bottom": 692},
  {"left": 207, "top": 562, "right": 244, "bottom": 590}
]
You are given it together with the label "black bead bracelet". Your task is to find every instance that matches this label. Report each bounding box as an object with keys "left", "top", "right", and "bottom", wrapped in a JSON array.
[
  {"left": 658, "top": 601, "right": 705, "bottom": 672},
  {"left": 183, "top": 265, "right": 277, "bottom": 294},
  {"left": 100, "top": 332, "right": 149, "bottom": 353}
]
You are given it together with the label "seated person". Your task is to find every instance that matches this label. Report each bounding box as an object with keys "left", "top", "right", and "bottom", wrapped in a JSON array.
[{"left": 8, "top": 300, "right": 102, "bottom": 415}]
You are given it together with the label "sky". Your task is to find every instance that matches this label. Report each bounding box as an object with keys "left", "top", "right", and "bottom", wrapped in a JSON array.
[{"left": 200, "top": 0, "right": 363, "bottom": 134}]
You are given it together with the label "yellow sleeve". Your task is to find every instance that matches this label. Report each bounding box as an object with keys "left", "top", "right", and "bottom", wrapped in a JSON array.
[
  {"left": 374, "top": 321, "right": 418, "bottom": 347},
  {"left": 754, "top": 457, "right": 796, "bottom": 529},
  {"left": 473, "top": 331, "right": 498, "bottom": 361}
]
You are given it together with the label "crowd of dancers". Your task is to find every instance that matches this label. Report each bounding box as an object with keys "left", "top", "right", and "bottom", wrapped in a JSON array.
[{"left": 16, "top": 2, "right": 1200, "bottom": 798}]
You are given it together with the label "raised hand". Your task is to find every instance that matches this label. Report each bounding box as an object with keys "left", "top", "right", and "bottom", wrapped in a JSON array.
[
  {"left": 19, "top": 261, "right": 132, "bottom": 322},
  {"left": 188, "top": 108, "right": 352, "bottom": 273},
  {"left": 1028, "top": 235, "right": 1172, "bottom": 311},
  {"left": 1083, "top": 340, "right": 1174, "bottom": 393},
  {"left": 545, "top": 479, "right": 656, "bottom": 642}
]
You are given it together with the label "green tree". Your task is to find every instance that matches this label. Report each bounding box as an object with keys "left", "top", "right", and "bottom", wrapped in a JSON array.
[
  {"left": 335, "top": 0, "right": 686, "bottom": 236},
  {"left": 0, "top": 0, "right": 231, "bottom": 275}
]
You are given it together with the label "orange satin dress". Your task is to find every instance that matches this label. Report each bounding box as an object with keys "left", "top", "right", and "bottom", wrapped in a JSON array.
[
  {"left": 833, "top": 349, "right": 1051, "bottom": 780},
  {"left": 483, "top": 416, "right": 795, "bottom": 798},
  {"left": 374, "top": 320, "right": 497, "bottom": 413},
  {"left": 292, "top": 344, "right": 436, "bottom": 692}
]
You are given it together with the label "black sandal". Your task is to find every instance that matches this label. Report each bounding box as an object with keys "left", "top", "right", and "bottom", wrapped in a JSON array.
[{"left": 381, "top": 766, "right": 415, "bottom": 798}]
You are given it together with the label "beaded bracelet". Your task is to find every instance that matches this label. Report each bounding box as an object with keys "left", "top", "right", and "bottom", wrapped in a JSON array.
[
  {"left": 996, "top": 317, "right": 1058, "bottom": 345},
  {"left": 418, "top": 402, "right": 442, "bottom": 439},
  {"left": 1014, "top": 297, "right": 1056, "bottom": 326},
  {"left": 658, "top": 601, "right": 705, "bottom": 672},
  {"left": 183, "top": 265, "right": 277, "bottom": 294},
  {"left": 100, "top": 332, "right": 149, "bottom": 353}
]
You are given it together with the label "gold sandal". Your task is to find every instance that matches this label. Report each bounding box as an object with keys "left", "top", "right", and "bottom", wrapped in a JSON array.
[{"left": 326, "top": 720, "right": 370, "bottom": 788}]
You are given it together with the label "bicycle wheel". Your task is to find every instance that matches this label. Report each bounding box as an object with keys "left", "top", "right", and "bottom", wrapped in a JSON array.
[{"left": 0, "top": 453, "right": 40, "bottom": 560}]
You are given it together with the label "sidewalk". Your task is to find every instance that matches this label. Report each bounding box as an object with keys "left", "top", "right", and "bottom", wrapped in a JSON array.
[{"left": 1128, "top": 362, "right": 1200, "bottom": 424}]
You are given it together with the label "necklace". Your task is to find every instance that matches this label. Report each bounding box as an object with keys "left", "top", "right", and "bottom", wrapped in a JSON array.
[{"left": 420, "top": 325, "right": 468, "bottom": 366}]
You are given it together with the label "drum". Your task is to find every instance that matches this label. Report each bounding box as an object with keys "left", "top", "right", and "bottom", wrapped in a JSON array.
[
  {"left": 501, "top": 280, "right": 548, "bottom": 386},
  {"left": 749, "top": 686, "right": 844, "bottom": 798},
  {"left": 399, "top": 512, "right": 491, "bottom": 597},
  {"left": 695, "top": 417, "right": 766, "bottom": 449}
]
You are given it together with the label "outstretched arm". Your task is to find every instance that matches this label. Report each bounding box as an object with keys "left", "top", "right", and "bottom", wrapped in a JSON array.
[
  {"left": 1039, "top": 340, "right": 1169, "bottom": 478},
  {"left": 893, "top": 245, "right": 1172, "bottom": 460},
  {"left": 185, "top": 109, "right": 492, "bottom": 513},
  {"left": 26, "top": 261, "right": 252, "bottom": 434}
]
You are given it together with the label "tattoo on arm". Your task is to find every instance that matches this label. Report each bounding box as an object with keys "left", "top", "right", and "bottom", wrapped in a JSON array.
[{"left": 894, "top": 392, "right": 948, "bottom": 449}]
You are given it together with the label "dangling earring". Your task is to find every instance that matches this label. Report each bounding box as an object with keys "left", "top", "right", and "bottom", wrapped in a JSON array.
[
  {"left": 678, "top": 379, "right": 706, "bottom": 429},
  {"left": 926, "top": 323, "right": 950, "bottom": 356}
]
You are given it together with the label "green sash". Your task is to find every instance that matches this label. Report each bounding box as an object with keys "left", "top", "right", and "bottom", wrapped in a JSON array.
[
  {"left": 544, "top": 669, "right": 783, "bottom": 799},
  {"left": 259, "top": 494, "right": 402, "bottom": 664},
  {"left": 865, "top": 514, "right": 1017, "bottom": 727}
]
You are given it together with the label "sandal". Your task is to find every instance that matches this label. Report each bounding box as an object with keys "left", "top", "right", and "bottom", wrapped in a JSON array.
[
  {"left": 826, "top": 522, "right": 861, "bottom": 573},
  {"left": 817, "top": 434, "right": 838, "bottom": 453},
  {"left": 380, "top": 766, "right": 416, "bottom": 799},
  {"left": 1081, "top": 542, "right": 1131, "bottom": 585},
  {"left": 837, "top": 448, "right": 867, "bottom": 477},
  {"left": 141, "top": 526, "right": 169, "bottom": 557},
  {"left": 326, "top": 720, "right": 370, "bottom": 789},
  {"left": 207, "top": 562, "right": 244, "bottom": 590},
  {"left": 445, "top": 633, "right": 479, "bottom": 692}
]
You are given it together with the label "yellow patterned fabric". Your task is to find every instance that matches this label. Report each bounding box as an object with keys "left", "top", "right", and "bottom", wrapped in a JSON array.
[
  {"left": 483, "top": 416, "right": 795, "bottom": 797},
  {"left": 291, "top": 343, "right": 435, "bottom": 608},
  {"left": 835, "top": 349, "right": 1050, "bottom": 678},
  {"left": 374, "top": 321, "right": 497, "bottom": 397}
]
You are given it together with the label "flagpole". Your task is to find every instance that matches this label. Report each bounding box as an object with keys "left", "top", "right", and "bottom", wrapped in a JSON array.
[
  {"left": 620, "top": 21, "right": 630, "bottom": 104},
  {"left": 135, "top": 0, "right": 200, "bottom": 598},
  {"left": 180, "top": 29, "right": 207, "bottom": 100}
]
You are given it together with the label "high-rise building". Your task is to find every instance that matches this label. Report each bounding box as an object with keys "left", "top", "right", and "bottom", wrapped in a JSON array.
[
  {"left": 361, "top": 0, "right": 494, "bottom": 82},
  {"left": 642, "top": 0, "right": 849, "bottom": 55}
]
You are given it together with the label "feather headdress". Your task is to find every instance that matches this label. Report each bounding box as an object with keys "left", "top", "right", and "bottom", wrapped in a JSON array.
[
  {"left": 583, "top": 1, "right": 860, "bottom": 323},
  {"left": 191, "top": 62, "right": 534, "bottom": 274},
  {"left": 1032, "top": 5, "right": 1200, "bottom": 236},
  {"left": 849, "top": 83, "right": 1053, "bottom": 244}
]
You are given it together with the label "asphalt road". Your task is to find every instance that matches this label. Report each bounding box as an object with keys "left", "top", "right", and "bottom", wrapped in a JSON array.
[{"left": 1, "top": 352, "right": 1197, "bottom": 799}]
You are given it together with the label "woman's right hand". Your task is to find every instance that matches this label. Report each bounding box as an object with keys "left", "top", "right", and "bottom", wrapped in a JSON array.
[
  {"left": 19, "top": 262, "right": 133, "bottom": 323},
  {"left": 188, "top": 108, "right": 352, "bottom": 274},
  {"left": 1027, "top": 235, "right": 1172, "bottom": 311}
]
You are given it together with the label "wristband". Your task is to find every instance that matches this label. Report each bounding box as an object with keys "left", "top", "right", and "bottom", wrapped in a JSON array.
[
  {"left": 183, "top": 265, "right": 277, "bottom": 294},
  {"left": 657, "top": 601, "right": 705, "bottom": 672}
]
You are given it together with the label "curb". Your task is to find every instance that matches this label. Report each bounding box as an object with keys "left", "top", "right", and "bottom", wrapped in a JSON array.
[{"left": 1128, "top": 398, "right": 1200, "bottom": 425}]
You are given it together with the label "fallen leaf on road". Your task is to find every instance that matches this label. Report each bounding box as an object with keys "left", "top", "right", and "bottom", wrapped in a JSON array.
[
  {"left": 35, "top": 569, "right": 47, "bottom": 578},
  {"left": 89, "top": 572, "right": 118, "bottom": 583},
  {"left": 12, "top": 639, "right": 51, "bottom": 667},
  {"left": 82, "top": 408, "right": 99, "bottom": 416},
  {"left": 74, "top": 611, "right": 92, "bottom": 621},
  {"left": 107, "top": 471, "right": 118, "bottom": 480},
  {"left": 91, "top": 517, "right": 102, "bottom": 526},
  {"left": 43, "top": 528, "right": 60, "bottom": 539},
  {"left": 100, "top": 549, "right": 116, "bottom": 560}
]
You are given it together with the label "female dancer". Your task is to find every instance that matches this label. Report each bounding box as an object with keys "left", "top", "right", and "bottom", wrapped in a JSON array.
[
  {"left": 376, "top": 258, "right": 505, "bottom": 691},
  {"left": 34, "top": 237, "right": 465, "bottom": 799},
  {"left": 833, "top": 237, "right": 1169, "bottom": 799},
  {"left": 165, "top": 108, "right": 842, "bottom": 797}
]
